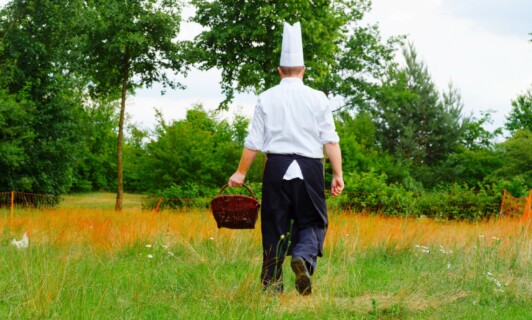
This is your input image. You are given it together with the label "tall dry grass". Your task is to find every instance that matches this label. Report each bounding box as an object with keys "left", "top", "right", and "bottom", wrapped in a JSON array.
[
  {"left": 1, "top": 207, "right": 530, "bottom": 319},
  {"left": 3, "top": 208, "right": 528, "bottom": 255}
]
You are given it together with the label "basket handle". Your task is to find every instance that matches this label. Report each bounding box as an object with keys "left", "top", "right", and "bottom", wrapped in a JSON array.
[{"left": 218, "top": 183, "right": 256, "bottom": 199}]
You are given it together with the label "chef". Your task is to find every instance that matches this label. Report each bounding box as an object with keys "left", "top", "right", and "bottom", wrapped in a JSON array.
[{"left": 228, "top": 21, "right": 344, "bottom": 295}]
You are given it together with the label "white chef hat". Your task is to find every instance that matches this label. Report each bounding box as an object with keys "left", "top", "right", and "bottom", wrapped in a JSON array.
[{"left": 280, "top": 22, "right": 304, "bottom": 67}]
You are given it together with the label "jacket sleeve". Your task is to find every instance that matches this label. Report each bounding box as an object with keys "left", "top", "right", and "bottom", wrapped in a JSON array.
[
  {"left": 244, "top": 98, "right": 265, "bottom": 151},
  {"left": 318, "top": 93, "right": 340, "bottom": 144}
]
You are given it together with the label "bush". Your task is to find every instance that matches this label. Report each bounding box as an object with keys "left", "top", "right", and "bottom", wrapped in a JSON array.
[
  {"left": 414, "top": 184, "right": 500, "bottom": 220},
  {"left": 329, "top": 170, "right": 415, "bottom": 215},
  {"left": 330, "top": 170, "right": 501, "bottom": 220}
]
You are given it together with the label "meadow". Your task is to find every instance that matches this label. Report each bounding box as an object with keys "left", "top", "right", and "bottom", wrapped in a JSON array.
[{"left": 1, "top": 194, "right": 530, "bottom": 319}]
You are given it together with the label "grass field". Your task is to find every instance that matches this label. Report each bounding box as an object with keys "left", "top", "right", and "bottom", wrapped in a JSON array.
[{"left": 1, "top": 194, "right": 530, "bottom": 319}]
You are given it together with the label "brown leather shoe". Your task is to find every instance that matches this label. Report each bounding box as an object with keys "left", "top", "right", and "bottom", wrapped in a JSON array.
[{"left": 291, "top": 256, "right": 311, "bottom": 295}]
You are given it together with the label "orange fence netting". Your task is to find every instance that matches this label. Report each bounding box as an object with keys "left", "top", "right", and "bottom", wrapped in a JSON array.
[{"left": 499, "top": 189, "right": 532, "bottom": 224}]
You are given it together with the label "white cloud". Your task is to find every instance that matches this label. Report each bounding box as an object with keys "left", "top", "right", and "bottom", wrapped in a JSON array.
[
  {"left": 130, "top": 68, "right": 256, "bottom": 129},
  {"left": 365, "top": 0, "right": 532, "bottom": 129}
]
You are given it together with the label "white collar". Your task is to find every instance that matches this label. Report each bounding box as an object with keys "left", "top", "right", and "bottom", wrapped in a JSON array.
[{"left": 280, "top": 77, "right": 304, "bottom": 84}]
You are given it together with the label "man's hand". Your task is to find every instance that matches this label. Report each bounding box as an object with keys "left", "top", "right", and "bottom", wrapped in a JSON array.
[
  {"left": 325, "top": 143, "right": 344, "bottom": 197},
  {"left": 228, "top": 148, "right": 258, "bottom": 187},
  {"left": 330, "top": 175, "right": 344, "bottom": 197},
  {"left": 228, "top": 172, "right": 246, "bottom": 187}
]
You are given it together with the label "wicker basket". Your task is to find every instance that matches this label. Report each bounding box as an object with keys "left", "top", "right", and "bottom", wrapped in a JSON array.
[{"left": 210, "top": 184, "right": 261, "bottom": 229}]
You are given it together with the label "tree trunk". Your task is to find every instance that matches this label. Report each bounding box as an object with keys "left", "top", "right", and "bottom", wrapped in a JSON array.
[{"left": 115, "top": 53, "right": 130, "bottom": 211}]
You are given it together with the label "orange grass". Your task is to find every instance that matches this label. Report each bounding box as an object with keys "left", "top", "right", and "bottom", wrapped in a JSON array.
[
  {"left": 2, "top": 208, "right": 259, "bottom": 254},
  {"left": 326, "top": 211, "right": 530, "bottom": 249},
  {"left": 2, "top": 208, "right": 529, "bottom": 256}
]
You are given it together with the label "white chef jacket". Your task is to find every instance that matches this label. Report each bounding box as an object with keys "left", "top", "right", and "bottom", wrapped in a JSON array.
[{"left": 244, "top": 77, "right": 340, "bottom": 180}]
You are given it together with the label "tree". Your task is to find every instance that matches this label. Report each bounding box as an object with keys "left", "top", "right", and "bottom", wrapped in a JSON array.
[
  {"left": 0, "top": 88, "right": 35, "bottom": 191},
  {"left": 505, "top": 88, "right": 532, "bottom": 133},
  {"left": 443, "top": 111, "right": 504, "bottom": 187},
  {"left": 136, "top": 106, "right": 262, "bottom": 192},
  {"left": 0, "top": 0, "right": 87, "bottom": 195},
  {"left": 71, "top": 98, "right": 119, "bottom": 192},
  {"left": 371, "top": 44, "right": 467, "bottom": 187},
  {"left": 190, "top": 0, "right": 398, "bottom": 108},
  {"left": 494, "top": 129, "right": 532, "bottom": 192},
  {"left": 82, "top": 0, "right": 187, "bottom": 210},
  {"left": 461, "top": 111, "right": 502, "bottom": 151}
]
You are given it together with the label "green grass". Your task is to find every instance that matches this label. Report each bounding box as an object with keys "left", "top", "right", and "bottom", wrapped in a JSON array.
[{"left": 1, "top": 208, "right": 530, "bottom": 319}]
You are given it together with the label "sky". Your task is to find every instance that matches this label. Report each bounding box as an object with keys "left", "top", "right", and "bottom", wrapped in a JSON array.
[
  {"left": 1, "top": 0, "right": 531, "bottom": 132},
  {"left": 132, "top": 0, "right": 532, "bottom": 131}
]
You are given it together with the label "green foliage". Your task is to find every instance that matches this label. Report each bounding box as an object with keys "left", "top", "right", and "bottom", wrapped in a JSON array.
[
  {"left": 368, "top": 44, "right": 469, "bottom": 189},
  {"left": 127, "top": 105, "right": 263, "bottom": 194},
  {"left": 330, "top": 170, "right": 501, "bottom": 220},
  {"left": 332, "top": 110, "right": 413, "bottom": 186},
  {"left": 123, "top": 124, "right": 150, "bottom": 193},
  {"left": 496, "top": 176, "right": 530, "bottom": 198},
  {"left": 80, "top": 0, "right": 187, "bottom": 209},
  {"left": 462, "top": 110, "right": 502, "bottom": 151},
  {"left": 190, "top": 0, "right": 399, "bottom": 108},
  {"left": 330, "top": 170, "right": 414, "bottom": 215},
  {"left": 0, "top": 0, "right": 87, "bottom": 195},
  {"left": 0, "top": 0, "right": 525, "bottom": 219},
  {"left": 0, "top": 89, "right": 35, "bottom": 191},
  {"left": 445, "top": 147, "right": 504, "bottom": 187},
  {"left": 82, "top": 0, "right": 186, "bottom": 98},
  {"left": 417, "top": 184, "right": 500, "bottom": 220},
  {"left": 505, "top": 88, "right": 532, "bottom": 133},
  {"left": 493, "top": 129, "right": 532, "bottom": 193},
  {"left": 373, "top": 44, "right": 466, "bottom": 167},
  {"left": 71, "top": 99, "right": 119, "bottom": 192},
  {"left": 333, "top": 111, "right": 380, "bottom": 174}
]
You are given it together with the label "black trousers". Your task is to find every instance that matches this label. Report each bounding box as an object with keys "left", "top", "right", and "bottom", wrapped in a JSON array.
[{"left": 261, "top": 154, "right": 327, "bottom": 290}]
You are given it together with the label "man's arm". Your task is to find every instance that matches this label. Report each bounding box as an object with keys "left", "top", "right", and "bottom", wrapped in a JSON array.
[
  {"left": 325, "top": 142, "right": 344, "bottom": 197},
  {"left": 228, "top": 148, "right": 259, "bottom": 187}
]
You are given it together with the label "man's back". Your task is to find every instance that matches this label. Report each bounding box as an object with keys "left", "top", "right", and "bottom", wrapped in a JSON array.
[{"left": 246, "top": 77, "right": 338, "bottom": 159}]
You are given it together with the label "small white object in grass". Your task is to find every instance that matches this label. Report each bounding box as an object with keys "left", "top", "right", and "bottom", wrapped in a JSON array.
[
  {"left": 415, "top": 244, "right": 430, "bottom": 253},
  {"left": 11, "top": 231, "right": 30, "bottom": 249},
  {"left": 168, "top": 252, "right": 175, "bottom": 257},
  {"left": 209, "top": 237, "right": 215, "bottom": 241},
  {"left": 485, "top": 272, "right": 502, "bottom": 287},
  {"left": 439, "top": 245, "right": 452, "bottom": 254},
  {"left": 162, "top": 245, "right": 168, "bottom": 249},
  {"left": 478, "top": 234, "right": 485, "bottom": 238},
  {"left": 447, "top": 263, "right": 451, "bottom": 269},
  {"left": 146, "top": 244, "right": 152, "bottom": 248},
  {"left": 147, "top": 254, "right": 153, "bottom": 259},
  {"left": 491, "top": 236, "right": 500, "bottom": 241}
]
